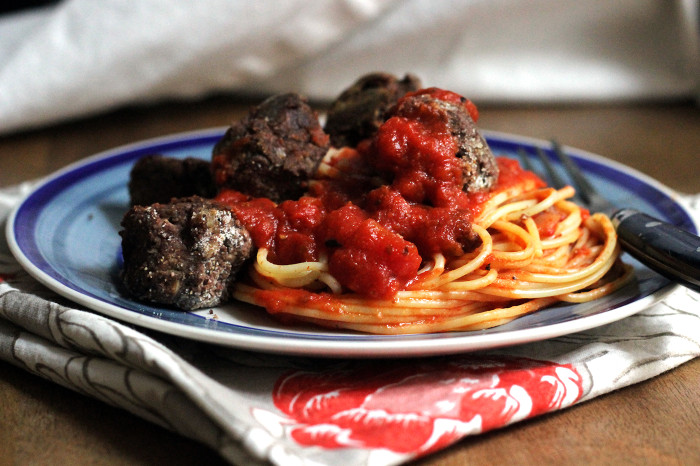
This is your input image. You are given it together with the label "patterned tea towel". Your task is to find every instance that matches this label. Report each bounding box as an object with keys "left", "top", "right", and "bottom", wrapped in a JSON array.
[{"left": 1, "top": 183, "right": 699, "bottom": 466}]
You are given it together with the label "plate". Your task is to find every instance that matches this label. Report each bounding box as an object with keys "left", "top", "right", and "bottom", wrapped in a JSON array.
[{"left": 7, "top": 128, "right": 697, "bottom": 357}]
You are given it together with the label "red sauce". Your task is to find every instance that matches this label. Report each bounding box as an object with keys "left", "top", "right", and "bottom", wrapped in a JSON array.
[
  {"left": 533, "top": 208, "right": 567, "bottom": 238},
  {"left": 492, "top": 157, "right": 545, "bottom": 192},
  {"left": 322, "top": 204, "right": 422, "bottom": 298},
  {"left": 580, "top": 207, "right": 591, "bottom": 223},
  {"left": 254, "top": 287, "right": 336, "bottom": 316},
  {"left": 216, "top": 89, "right": 544, "bottom": 299}
]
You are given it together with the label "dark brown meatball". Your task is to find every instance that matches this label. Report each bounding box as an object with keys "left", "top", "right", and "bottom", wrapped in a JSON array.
[
  {"left": 324, "top": 72, "right": 422, "bottom": 148},
  {"left": 390, "top": 92, "right": 499, "bottom": 193},
  {"left": 120, "top": 196, "right": 253, "bottom": 310},
  {"left": 128, "top": 154, "right": 216, "bottom": 206},
  {"left": 211, "top": 93, "right": 330, "bottom": 203}
]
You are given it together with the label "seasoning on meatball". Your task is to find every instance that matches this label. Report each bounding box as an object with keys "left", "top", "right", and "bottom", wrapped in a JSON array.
[
  {"left": 120, "top": 196, "right": 253, "bottom": 310},
  {"left": 389, "top": 90, "right": 499, "bottom": 193},
  {"left": 128, "top": 154, "right": 217, "bottom": 206},
  {"left": 211, "top": 93, "right": 330, "bottom": 203},
  {"left": 324, "top": 72, "right": 422, "bottom": 148}
]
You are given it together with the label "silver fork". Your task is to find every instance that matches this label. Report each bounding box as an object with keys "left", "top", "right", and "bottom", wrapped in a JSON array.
[{"left": 517, "top": 141, "right": 700, "bottom": 293}]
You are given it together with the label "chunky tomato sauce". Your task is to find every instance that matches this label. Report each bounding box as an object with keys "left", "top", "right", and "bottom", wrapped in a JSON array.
[
  {"left": 491, "top": 157, "right": 544, "bottom": 192},
  {"left": 216, "top": 89, "right": 544, "bottom": 299}
]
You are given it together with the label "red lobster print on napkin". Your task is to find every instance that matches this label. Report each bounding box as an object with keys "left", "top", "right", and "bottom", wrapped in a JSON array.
[{"left": 273, "top": 356, "right": 586, "bottom": 455}]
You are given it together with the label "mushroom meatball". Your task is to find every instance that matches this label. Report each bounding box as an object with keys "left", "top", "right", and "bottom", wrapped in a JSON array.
[
  {"left": 120, "top": 196, "right": 253, "bottom": 310},
  {"left": 128, "top": 154, "right": 216, "bottom": 206},
  {"left": 324, "top": 72, "right": 422, "bottom": 148},
  {"left": 211, "top": 93, "right": 330, "bottom": 203},
  {"left": 389, "top": 90, "right": 498, "bottom": 193}
]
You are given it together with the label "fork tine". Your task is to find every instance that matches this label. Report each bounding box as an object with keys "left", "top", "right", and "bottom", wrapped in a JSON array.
[
  {"left": 550, "top": 141, "right": 595, "bottom": 204},
  {"left": 551, "top": 140, "right": 615, "bottom": 213},
  {"left": 535, "top": 146, "right": 568, "bottom": 189},
  {"left": 516, "top": 148, "right": 535, "bottom": 172}
]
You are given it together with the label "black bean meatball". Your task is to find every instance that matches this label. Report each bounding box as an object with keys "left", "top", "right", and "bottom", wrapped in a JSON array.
[
  {"left": 211, "top": 93, "right": 330, "bottom": 203},
  {"left": 390, "top": 92, "right": 499, "bottom": 193},
  {"left": 128, "top": 154, "right": 216, "bottom": 206},
  {"left": 120, "top": 196, "right": 253, "bottom": 310},
  {"left": 324, "top": 72, "right": 422, "bottom": 148}
]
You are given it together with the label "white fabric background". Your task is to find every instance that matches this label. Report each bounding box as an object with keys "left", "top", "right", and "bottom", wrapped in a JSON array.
[{"left": 0, "top": 0, "right": 698, "bottom": 135}]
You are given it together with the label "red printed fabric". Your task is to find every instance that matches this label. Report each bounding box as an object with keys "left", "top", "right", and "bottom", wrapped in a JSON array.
[{"left": 273, "top": 356, "right": 585, "bottom": 455}]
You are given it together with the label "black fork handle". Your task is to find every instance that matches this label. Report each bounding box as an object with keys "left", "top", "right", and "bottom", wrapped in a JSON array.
[{"left": 612, "top": 209, "right": 700, "bottom": 292}]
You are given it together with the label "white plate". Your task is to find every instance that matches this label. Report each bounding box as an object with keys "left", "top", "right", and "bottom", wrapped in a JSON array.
[{"left": 7, "top": 128, "right": 697, "bottom": 357}]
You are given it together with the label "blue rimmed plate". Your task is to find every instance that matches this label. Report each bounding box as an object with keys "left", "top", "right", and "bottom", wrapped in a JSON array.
[{"left": 6, "top": 128, "right": 697, "bottom": 357}]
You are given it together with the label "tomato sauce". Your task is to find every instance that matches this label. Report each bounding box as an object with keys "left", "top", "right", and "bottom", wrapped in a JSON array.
[
  {"left": 216, "top": 89, "right": 544, "bottom": 299},
  {"left": 491, "top": 156, "right": 545, "bottom": 192},
  {"left": 533, "top": 208, "right": 568, "bottom": 238}
]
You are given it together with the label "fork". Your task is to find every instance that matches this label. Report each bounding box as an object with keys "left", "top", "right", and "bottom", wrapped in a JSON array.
[{"left": 517, "top": 141, "right": 700, "bottom": 293}]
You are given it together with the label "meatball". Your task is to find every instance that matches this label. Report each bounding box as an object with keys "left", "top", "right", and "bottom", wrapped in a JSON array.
[
  {"left": 120, "top": 196, "right": 253, "bottom": 310},
  {"left": 324, "top": 72, "right": 422, "bottom": 148},
  {"left": 390, "top": 91, "right": 498, "bottom": 193},
  {"left": 128, "top": 154, "right": 216, "bottom": 206},
  {"left": 211, "top": 93, "right": 330, "bottom": 203}
]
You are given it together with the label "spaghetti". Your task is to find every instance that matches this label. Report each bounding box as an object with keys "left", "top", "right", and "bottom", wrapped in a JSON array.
[
  {"left": 212, "top": 87, "right": 631, "bottom": 335},
  {"left": 223, "top": 149, "right": 631, "bottom": 335}
]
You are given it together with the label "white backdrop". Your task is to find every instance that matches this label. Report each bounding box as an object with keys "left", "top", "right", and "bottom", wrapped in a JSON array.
[{"left": 0, "top": 0, "right": 697, "bottom": 135}]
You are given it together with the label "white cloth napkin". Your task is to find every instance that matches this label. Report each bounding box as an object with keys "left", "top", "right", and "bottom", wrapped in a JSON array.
[
  {"left": 1, "top": 182, "right": 699, "bottom": 465},
  {"left": 1, "top": 0, "right": 698, "bottom": 135}
]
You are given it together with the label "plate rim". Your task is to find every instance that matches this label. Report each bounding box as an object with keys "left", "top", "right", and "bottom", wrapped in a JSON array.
[{"left": 5, "top": 128, "right": 695, "bottom": 357}]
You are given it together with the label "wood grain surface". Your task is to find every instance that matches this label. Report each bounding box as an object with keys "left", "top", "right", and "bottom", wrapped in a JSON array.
[{"left": 1, "top": 97, "right": 698, "bottom": 465}]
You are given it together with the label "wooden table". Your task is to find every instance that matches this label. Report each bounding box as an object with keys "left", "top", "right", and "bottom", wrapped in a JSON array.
[{"left": 1, "top": 97, "right": 699, "bottom": 465}]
